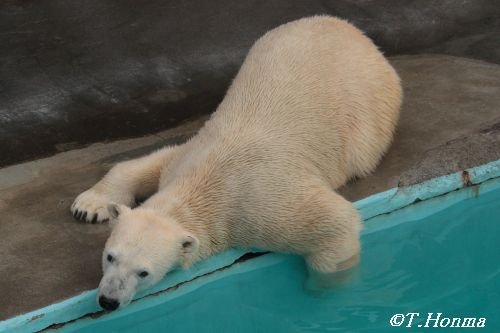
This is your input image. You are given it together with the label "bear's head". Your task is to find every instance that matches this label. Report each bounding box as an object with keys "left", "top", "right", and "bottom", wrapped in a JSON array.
[{"left": 97, "top": 203, "right": 199, "bottom": 311}]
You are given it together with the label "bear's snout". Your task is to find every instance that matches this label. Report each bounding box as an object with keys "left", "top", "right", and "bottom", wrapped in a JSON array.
[{"left": 99, "top": 295, "right": 120, "bottom": 311}]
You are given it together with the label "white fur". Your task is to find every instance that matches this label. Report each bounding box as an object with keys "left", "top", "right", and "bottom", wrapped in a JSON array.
[{"left": 71, "top": 16, "right": 402, "bottom": 308}]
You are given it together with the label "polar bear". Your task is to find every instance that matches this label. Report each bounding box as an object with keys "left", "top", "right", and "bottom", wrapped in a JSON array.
[{"left": 71, "top": 16, "right": 401, "bottom": 310}]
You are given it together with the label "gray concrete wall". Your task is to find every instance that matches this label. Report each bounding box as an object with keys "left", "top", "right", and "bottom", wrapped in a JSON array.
[{"left": 1, "top": 0, "right": 499, "bottom": 166}]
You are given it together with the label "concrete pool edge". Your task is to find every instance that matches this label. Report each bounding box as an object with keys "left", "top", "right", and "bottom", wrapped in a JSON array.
[
  {"left": 355, "top": 159, "right": 500, "bottom": 220},
  {"left": 1, "top": 159, "right": 500, "bottom": 333}
]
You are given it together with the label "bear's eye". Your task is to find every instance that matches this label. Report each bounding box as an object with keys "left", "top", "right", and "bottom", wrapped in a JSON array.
[
  {"left": 107, "top": 254, "right": 114, "bottom": 263},
  {"left": 138, "top": 271, "right": 149, "bottom": 278}
]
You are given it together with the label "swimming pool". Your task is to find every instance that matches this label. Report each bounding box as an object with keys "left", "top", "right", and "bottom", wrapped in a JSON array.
[{"left": 1, "top": 162, "right": 499, "bottom": 332}]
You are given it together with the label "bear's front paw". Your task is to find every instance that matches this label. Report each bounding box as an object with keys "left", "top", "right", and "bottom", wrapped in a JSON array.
[{"left": 71, "top": 188, "right": 125, "bottom": 223}]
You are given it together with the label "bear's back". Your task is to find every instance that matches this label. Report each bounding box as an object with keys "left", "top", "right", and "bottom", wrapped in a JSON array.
[{"left": 206, "top": 16, "right": 402, "bottom": 185}]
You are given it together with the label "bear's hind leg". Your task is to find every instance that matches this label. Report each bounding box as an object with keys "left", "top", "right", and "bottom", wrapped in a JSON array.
[{"left": 71, "top": 146, "right": 179, "bottom": 223}]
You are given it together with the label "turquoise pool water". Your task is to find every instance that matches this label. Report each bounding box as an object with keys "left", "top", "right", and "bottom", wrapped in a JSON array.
[{"left": 58, "top": 186, "right": 500, "bottom": 332}]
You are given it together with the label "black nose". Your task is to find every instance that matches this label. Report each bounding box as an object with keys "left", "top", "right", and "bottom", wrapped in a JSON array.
[{"left": 99, "top": 295, "right": 120, "bottom": 311}]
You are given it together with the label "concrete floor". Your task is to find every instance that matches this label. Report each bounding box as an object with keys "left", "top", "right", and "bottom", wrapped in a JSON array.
[{"left": 1, "top": 54, "right": 500, "bottom": 320}]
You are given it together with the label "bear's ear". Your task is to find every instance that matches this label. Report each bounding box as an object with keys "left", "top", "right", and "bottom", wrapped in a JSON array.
[
  {"left": 178, "top": 232, "right": 200, "bottom": 269},
  {"left": 180, "top": 234, "right": 199, "bottom": 254},
  {"left": 107, "top": 203, "right": 130, "bottom": 219}
]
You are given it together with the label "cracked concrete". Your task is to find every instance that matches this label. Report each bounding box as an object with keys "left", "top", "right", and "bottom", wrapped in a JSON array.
[{"left": 1, "top": 54, "right": 500, "bottom": 320}]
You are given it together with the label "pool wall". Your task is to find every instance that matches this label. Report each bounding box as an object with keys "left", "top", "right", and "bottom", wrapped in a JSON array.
[{"left": 1, "top": 159, "right": 499, "bottom": 333}]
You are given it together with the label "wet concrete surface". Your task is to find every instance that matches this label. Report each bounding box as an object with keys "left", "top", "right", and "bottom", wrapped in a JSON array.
[
  {"left": 2, "top": 0, "right": 499, "bottom": 167},
  {"left": 1, "top": 54, "right": 500, "bottom": 320}
]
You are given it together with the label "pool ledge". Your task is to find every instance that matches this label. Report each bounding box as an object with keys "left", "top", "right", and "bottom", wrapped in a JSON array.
[
  {"left": 355, "top": 159, "right": 500, "bottom": 220},
  {"left": 1, "top": 158, "right": 500, "bottom": 333}
]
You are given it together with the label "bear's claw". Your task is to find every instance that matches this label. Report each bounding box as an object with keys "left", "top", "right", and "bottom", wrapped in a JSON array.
[
  {"left": 72, "top": 209, "right": 88, "bottom": 222},
  {"left": 70, "top": 188, "right": 119, "bottom": 223}
]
